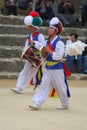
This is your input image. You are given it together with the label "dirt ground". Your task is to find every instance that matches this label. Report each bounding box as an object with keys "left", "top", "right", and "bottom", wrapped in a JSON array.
[{"left": 0, "top": 79, "right": 87, "bottom": 130}]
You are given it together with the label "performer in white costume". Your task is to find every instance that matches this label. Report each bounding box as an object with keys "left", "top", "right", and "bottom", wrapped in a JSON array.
[
  {"left": 11, "top": 11, "right": 46, "bottom": 94},
  {"left": 29, "top": 17, "right": 71, "bottom": 110}
]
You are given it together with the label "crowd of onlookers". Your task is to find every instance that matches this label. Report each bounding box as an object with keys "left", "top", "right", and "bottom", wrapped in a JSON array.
[
  {"left": 1, "top": 0, "right": 87, "bottom": 27},
  {"left": 0, "top": 0, "right": 87, "bottom": 74}
]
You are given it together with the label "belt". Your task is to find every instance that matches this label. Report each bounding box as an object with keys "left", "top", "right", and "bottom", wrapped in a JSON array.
[{"left": 46, "top": 61, "right": 60, "bottom": 66}]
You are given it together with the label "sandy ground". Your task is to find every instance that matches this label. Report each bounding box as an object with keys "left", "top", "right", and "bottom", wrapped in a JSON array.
[{"left": 0, "top": 79, "right": 87, "bottom": 130}]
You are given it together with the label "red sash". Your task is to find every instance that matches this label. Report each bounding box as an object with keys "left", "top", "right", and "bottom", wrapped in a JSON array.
[{"left": 62, "top": 62, "right": 71, "bottom": 77}]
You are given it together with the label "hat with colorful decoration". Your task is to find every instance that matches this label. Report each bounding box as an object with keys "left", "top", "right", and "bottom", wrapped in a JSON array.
[
  {"left": 50, "top": 17, "right": 63, "bottom": 34},
  {"left": 24, "top": 11, "right": 42, "bottom": 29}
]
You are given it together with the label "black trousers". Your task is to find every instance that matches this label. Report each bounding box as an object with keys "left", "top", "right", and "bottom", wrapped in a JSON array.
[
  {"left": 81, "top": 13, "right": 87, "bottom": 26},
  {"left": 6, "top": 5, "right": 17, "bottom": 15},
  {"left": 40, "top": 12, "right": 55, "bottom": 20}
]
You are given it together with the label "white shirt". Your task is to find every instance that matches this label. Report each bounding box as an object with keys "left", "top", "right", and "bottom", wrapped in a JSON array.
[
  {"left": 65, "top": 39, "right": 82, "bottom": 57},
  {"left": 24, "top": 33, "right": 46, "bottom": 51},
  {"left": 46, "top": 36, "right": 65, "bottom": 61}
]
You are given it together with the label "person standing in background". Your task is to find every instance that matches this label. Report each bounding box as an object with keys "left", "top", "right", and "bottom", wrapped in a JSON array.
[
  {"left": 4, "top": 0, "right": 17, "bottom": 15},
  {"left": 82, "top": 38, "right": 87, "bottom": 74},
  {"left": 80, "top": 0, "right": 87, "bottom": 27}
]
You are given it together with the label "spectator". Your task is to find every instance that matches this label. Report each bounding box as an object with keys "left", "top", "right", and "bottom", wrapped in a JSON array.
[
  {"left": 18, "top": 0, "right": 33, "bottom": 11},
  {"left": 35, "top": 0, "right": 55, "bottom": 26},
  {"left": 4, "top": 0, "right": 17, "bottom": 15},
  {"left": 81, "top": 1, "right": 87, "bottom": 27},
  {"left": 82, "top": 38, "right": 87, "bottom": 74},
  {"left": 56, "top": 0, "right": 79, "bottom": 27},
  {"left": 65, "top": 33, "right": 82, "bottom": 73}
]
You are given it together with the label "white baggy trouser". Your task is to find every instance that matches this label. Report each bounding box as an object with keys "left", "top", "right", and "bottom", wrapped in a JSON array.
[
  {"left": 32, "top": 68, "right": 69, "bottom": 107},
  {"left": 16, "top": 61, "right": 38, "bottom": 90}
]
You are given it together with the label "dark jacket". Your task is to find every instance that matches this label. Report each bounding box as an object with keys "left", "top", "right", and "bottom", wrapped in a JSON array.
[
  {"left": 82, "top": 47, "right": 87, "bottom": 56},
  {"left": 58, "top": 0, "right": 75, "bottom": 14},
  {"left": 35, "top": 0, "right": 53, "bottom": 13},
  {"left": 82, "top": 39, "right": 87, "bottom": 56},
  {"left": 82, "top": 2, "right": 87, "bottom": 14},
  {"left": 4, "top": 0, "right": 17, "bottom": 7}
]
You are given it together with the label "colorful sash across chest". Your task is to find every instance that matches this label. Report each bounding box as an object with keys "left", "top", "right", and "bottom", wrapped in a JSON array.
[{"left": 46, "top": 36, "right": 63, "bottom": 69}]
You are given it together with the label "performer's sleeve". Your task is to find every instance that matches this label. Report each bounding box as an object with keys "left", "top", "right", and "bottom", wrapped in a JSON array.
[
  {"left": 34, "top": 34, "right": 46, "bottom": 50},
  {"left": 24, "top": 39, "right": 29, "bottom": 47},
  {"left": 52, "top": 41, "right": 65, "bottom": 60}
]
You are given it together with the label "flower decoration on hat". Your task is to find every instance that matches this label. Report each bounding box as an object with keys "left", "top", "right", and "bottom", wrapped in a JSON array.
[
  {"left": 50, "top": 17, "right": 63, "bottom": 34},
  {"left": 24, "top": 11, "right": 42, "bottom": 29}
]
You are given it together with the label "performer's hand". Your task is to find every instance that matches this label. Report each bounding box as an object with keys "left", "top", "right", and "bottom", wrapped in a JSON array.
[
  {"left": 30, "top": 39, "right": 35, "bottom": 45},
  {"left": 42, "top": 47, "right": 53, "bottom": 55}
]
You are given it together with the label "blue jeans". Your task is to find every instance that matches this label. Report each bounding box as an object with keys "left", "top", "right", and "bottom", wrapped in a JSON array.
[
  {"left": 84, "top": 55, "right": 87, "bottom": 73},
  {"left": 66, "top": 55, "right": 82, "bottom": 71}
]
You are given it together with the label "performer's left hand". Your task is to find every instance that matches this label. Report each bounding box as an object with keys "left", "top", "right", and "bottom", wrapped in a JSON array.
[{"left": 30, "top": 39, "right": 35, "bottom": 44}]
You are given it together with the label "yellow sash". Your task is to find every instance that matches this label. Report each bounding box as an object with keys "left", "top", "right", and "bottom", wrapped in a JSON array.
[{"left": 46, "top": 61, "right": 60, "bottom": 66}]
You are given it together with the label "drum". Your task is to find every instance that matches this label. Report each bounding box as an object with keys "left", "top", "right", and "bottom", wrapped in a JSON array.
[{"left": 21, "top": 45, "right": 41, "bottom": 67}]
